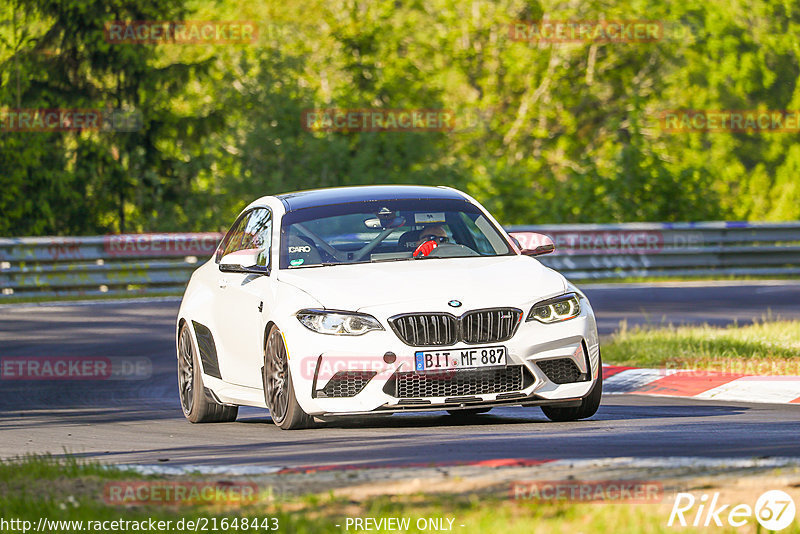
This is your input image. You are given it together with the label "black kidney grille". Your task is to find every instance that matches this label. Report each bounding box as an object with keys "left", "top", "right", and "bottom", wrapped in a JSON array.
[
  {"left": 390, "top": 308, "right": 522, "bottom": 347},
  {"left": 392, "top": 366, "right": 523, "bottom": 398},
  {"left": 319, "top": 370, "right": 377, "bottom": 398},
  {"left": 461, "top": 309, "right": 522, "bottom": 344},
  {"left": 537, "top": 359, "right": 586, "bottom": 384},
  {"left": 390, "top": 313, "right": 458, "bottom": 346}
]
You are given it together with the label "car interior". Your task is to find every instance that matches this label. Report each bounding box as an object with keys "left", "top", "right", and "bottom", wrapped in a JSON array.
[{"left": 283, "top": 209, "right": 503, "bottom": 268}]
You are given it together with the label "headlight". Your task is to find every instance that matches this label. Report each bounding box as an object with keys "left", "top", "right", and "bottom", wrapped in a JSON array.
[
  {"left": 527, "top": 293, "right": 581, "bottom": 323},
  {"left": 296, "top": 309, "right": 384, "bottom": 335}
]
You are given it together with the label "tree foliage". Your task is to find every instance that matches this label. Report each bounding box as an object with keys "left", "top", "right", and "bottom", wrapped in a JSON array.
[{"left": 1, "top": 0, "right": 799, "bottom": 235}]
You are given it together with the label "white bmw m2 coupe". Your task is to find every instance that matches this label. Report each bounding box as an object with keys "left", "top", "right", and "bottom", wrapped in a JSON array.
[{"left": 176, "top": 185, "right": 602, "bottom": 429}]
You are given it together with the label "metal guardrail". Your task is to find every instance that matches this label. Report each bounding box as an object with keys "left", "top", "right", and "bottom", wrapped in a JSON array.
[
  {"left": 0, "top": 233, "right": 223, "bottom": 299},
  {"left": 1, "top": 222, "right": 798, "bottom": 299},
  {"left": 509, "top": 221, "right": 800, "bottom": 281}
]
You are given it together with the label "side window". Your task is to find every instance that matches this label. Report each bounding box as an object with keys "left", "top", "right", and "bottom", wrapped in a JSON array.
[
  {"left": 460, "top": 213, "right": 495, "bottom": 254},
  {"left": 241, "top": 209, "right": 272, "bottom": 266},
  {"left": 216, "top": 208, "right": 272, "bottom": 264},
  {"left": 217, "top": 213, "right": 249, "bottom": 262}
]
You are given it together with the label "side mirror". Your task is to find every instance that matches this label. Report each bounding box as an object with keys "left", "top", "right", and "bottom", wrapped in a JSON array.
[
  {"left": 508, "top": 232, "right": 555, "bottom": 257},
  {"left": 218, "top": 249, "right": 270, "bottom": 275}
]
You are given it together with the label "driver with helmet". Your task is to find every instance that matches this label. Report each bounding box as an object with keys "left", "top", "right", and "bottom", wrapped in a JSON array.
[{"left": 412, "top": 225, "right": 450, "bottom": 257}]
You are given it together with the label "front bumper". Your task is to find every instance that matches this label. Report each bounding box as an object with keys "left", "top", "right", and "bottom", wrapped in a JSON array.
[{"left": 282, "top": 300, "right": 600, "bottom": 416}]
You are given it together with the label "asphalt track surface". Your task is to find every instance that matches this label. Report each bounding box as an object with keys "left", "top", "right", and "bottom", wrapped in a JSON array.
[{"left": 1, "top": 282, "right": 799, "bottom": 468}]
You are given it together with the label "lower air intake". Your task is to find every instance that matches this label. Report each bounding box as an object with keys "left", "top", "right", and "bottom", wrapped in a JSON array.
[
  {"left": 319, "top": 370, "right": 377, "bottom": 398},
  {"left": 537, "top": 358, "right": 586, "bottom": 384},
  {"left": 387, "top": 366, "right": 524, "bottom": 398}
]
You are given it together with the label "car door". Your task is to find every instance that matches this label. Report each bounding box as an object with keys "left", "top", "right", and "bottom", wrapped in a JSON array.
[{"left": 212, "top": 207, "right": 273, "bottom": 388}]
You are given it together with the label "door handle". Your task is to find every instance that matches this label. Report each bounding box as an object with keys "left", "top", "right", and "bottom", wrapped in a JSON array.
[{"left": 218, "top": 278, "right": 228, "bottom": 289}]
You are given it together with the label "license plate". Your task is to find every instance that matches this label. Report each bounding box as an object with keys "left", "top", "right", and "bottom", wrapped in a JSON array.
[{"left": 414, "top": 345, "right": 507, "bottom": 371}]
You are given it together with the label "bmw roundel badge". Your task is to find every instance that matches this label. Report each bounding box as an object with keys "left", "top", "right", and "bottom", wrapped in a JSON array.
[{"left": 448, "top": 300, "right": 462, "bottom": 308}]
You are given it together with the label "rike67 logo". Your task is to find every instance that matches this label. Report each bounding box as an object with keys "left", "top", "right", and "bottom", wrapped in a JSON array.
[{"left": 669, "top": 490, "right": 796, "bottom": 530}]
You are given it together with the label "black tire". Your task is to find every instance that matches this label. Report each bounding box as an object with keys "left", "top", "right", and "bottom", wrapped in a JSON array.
[
  {"left": 263, "top": 325, "right": 314, "bottom": 430},
  {"left": 541, "top": 360, "right": 603, "bottom": 422},
  {"left": 446, "top": 408, "right": 492, "bottom": 416},
  {"left": 177, "top": 323, "right": 238, "bottom": 423}
]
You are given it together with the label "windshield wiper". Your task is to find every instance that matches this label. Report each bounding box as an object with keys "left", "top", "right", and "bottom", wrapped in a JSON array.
[
  {"left": 318, "top": 260, "right": 373, "bottom": 266},
  {"left": 371, "top": 257, "right": 414, "bottom": 263}
]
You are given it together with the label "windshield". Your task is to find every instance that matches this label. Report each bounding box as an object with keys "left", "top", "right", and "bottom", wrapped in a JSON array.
[{"left": 279, "top": 199, "right": 512, "bottom": 269}]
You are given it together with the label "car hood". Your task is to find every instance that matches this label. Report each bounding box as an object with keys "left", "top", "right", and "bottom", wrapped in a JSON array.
[{"left": 276, "top": 255, "right": 567, "bottom": 314}]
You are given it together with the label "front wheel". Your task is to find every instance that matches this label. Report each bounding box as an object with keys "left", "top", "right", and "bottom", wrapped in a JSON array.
[
  {"left": 177, "top": 323, "right": 238, "bottom": 423},
  {"left": 263, "top": 326, "right": 314, "bottom": 430},
  {"left": 541, "top": 356, "right": 603, "bottom": 422}
]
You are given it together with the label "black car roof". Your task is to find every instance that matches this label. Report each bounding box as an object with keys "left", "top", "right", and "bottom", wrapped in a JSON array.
[{"left": 275, "top": 185, "right": 466, "bottom": 211}]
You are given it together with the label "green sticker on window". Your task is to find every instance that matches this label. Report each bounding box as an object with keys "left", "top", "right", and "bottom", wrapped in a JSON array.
[{"left": 290, "top": 258, "right": 305, "bottom": 266}]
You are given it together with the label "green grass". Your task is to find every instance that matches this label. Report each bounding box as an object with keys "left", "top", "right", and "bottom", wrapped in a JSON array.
[
  {"left": 4, "top": 456, "right": 786, "bottom": 534},
  {"left": 603, "top": 319, "right": 800, "bottom": 374},
  {"left": 0, "top": 454, "right": 134, "bottom": 482},
  {"left": 0, "top": 455, "right": 287, "bottom": 532}
]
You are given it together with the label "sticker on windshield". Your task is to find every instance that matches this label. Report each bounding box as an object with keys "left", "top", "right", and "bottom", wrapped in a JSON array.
[
  {"left": 414, "top": 212, "right": 446, "bottom": 223},
  {"left": 290, "top": 258, "right": 305, "bottom": 266}
]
